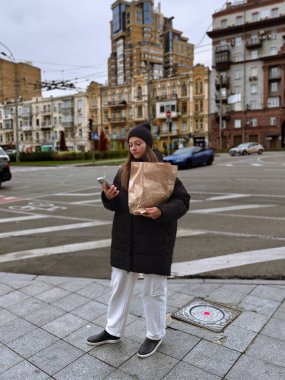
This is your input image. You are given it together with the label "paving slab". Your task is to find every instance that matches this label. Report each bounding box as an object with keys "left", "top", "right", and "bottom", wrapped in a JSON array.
[
  {"left": 246, "top": 334, "right": 285, "bottom": 367},
  {"left": 29, "top": 340, "right": 83, "bottom": 376},
  {"left": 0, "top": 345, "right": 23, "bottom": 374},
  {"left": 53, "top": 353, "right": 113, "bottom": 380},
  {"left": 225, "top": 354, "right": 285, "bottom": 380},
  {"left": 0, "top": 361, "right": 50, "bottom": 380},
  {"left": 7, "top": 328, "right": 59, "bottom": 358},
  {"left": 164, "top": 361, "right": 222, "bottom": 380},
  {"left": 183, "top": 339, "right": 240, "bottom": 377}
]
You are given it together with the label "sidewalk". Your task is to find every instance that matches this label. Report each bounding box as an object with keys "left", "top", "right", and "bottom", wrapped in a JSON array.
[{"left": 0, "top": 272, "right": 284, "bottom": 380}]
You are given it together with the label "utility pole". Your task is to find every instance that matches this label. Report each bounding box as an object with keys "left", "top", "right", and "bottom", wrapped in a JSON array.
[
  {"left": 0, "top": 43, "right": 20, "bottom": 161},
  {"left": 146, "top": 59, "right": 151, "bottom": 124},
  {"left": 219, "top": 74, "right": 223, "bottom": 151}
]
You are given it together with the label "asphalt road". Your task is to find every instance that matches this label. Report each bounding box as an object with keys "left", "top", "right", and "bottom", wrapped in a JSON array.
[{"left": 0, "top": 152, "right": 284, "bottom": 279}]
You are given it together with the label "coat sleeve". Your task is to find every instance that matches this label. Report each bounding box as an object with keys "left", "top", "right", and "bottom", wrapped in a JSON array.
[
  {"left": 101, "top": 171, "right": 121, "bottom": 211},
  {"left": 157, "top": 178, "right": 190, "bottom": 223}
]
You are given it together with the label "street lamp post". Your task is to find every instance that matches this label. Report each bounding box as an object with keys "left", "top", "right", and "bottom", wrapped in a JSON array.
[{"left": 0, "top": 42, "right": 20, "bottom": 162}]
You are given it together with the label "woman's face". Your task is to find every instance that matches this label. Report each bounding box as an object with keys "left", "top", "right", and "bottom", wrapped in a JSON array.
[{"left": 129, "top": 137, "right": 147, "bottom": 159}]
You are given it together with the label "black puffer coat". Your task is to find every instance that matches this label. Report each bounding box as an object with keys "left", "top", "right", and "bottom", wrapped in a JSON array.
[{"left": 102, "top": 169, "right": 190, "bottom": 276}]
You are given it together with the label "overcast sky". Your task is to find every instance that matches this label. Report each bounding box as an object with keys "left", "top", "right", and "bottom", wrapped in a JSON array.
[{"left": 1, "top": 0, "right": 226, "bottom": 96}]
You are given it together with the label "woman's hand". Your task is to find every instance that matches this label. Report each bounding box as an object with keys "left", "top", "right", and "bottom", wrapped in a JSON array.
[
  {"left": 143, "top": 207, "right": 161, "bottom": 220},
  {"left": 103, "top": 183, "right": 119, "bottom": 200}
]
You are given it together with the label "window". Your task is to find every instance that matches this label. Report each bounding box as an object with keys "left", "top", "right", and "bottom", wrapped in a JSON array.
[
  {"left": 268, "top": 97, "right": 280, "bottom": 107},
  {"left": 182, "top": 102, "right": 187, "bottom": 114},
  {"left": 234, "top": 69, "right": 242, "bottom": 79},
  {"left": 250, "top": 67, "right": 258, "bottom": 77},
  {"left": 182, "top": 121, "right": 187, "bottom": 132},
  {"left": 234, "top": 86, "right": 241, "bottom": 94},
  {"left": 235, "top": 36, "right": 242, "bottom": 46},
  {"left": 172, "top": 85, "right": 177, "bottom": 97},
  {"left": 250, "top": 84, "right": 257, "bottom": 94},
  {"left": 221, "top": 19, "right": 227, "bottom": 28},
  {"left": 181, "top": 83, "right": 187, "bottom": 96},
  {"left": 271, "top": 8, "right": 278, "bottom": 18},
  {"left": 236, "top": 16, "right": 243, "bottom": 25},
  {"left": 137, "top": 105, "right": 143, "bottom": 118},
  {"left": 251, "top": 118, "right": 257, "bottom": 127},
  {"left": 269, "top": 66, "right": 281, "bottom": 79},
  {"left": 252, "top": 12, "right": 259, "bottom": 22},
  {"left": 235, "top": 119, "right": 241, "bottom": 128},
  {"left": 270, "top": 82, "right": 279, "bottom": 93},
  {"left": 270, "top": 116, "right": 276, "bottom": 126},
  {"left": 250, "top": 50, "right": 258, "bottom": 59},
  {"left": 270, "top": 46, "right": 278, "bottom": 55},
  {"left": 137, "top": 85, "right": 142, "bottom": 100},
  {"left": 234, "top": 53, "right": 242, "bottom": 62},
  {"left": 250, "top": 100, "right": 258, "bottom": 110}
]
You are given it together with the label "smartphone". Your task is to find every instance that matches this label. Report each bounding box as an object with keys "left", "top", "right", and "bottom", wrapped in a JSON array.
[{"left": 97, "top": 176, "right": 110, "bottom": 188}]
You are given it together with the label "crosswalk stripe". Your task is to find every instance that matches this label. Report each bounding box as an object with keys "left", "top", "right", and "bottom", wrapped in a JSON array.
[
  {"left": 0, "top": 220, "right": 111, "bottom": 239},
  {"left": 190, "top": 204, "right": 275, "bottom": 214},
  {"left": 0, "top": 215, "right": 48, "bottom": 224},
  {"left": 0, "top": 228, "right": 206, "bottom": 263},
  {"left": 171, "top": 246, "right": 285, "bottom": 276}
]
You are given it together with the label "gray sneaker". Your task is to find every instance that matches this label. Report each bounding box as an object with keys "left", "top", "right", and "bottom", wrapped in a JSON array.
[
  {"left": 87, "top": 330, "right": 120, "bottom": 346},
  {"left": 137, "top": 338, "right": 162, "bottom": 358}
]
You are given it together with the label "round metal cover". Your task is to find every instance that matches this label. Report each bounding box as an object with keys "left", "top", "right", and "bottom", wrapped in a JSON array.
[
  {"left": 172, "top": 298, "right": 241, "bottom": 332},
  {"left": 190, "top": 304, "right": 225, "bottom": 322}
]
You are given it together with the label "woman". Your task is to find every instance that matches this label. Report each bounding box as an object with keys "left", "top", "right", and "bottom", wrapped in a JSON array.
[{"left": 87, "top": 123, "right": 190, "bottom": 358}]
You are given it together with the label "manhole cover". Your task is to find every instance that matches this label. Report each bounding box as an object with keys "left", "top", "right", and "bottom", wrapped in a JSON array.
[{"left": 172, "top": 298, "right": 241, "bottom": 332}]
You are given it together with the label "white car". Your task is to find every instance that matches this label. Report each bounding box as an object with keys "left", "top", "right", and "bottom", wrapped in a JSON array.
[
  {"left": 0, "top": 147, "right": 10, "bottom": 162},
  {"left": 229, "top": 142, "right": 264, "bottom": 156}
]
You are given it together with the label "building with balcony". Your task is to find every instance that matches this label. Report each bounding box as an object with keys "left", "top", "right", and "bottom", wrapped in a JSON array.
[
  {"left": 0, "top": 93, "right": 88, "bottom": 152},
  {"left": 207, "top": 0, "right": 285, "bottom": 150}
]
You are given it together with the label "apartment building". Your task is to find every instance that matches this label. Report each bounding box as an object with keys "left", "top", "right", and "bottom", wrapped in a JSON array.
[
  {"left": 88, "top": 0, "right": 209, "bottom": 152},
  {"left": 108, "top": 0, "right": 194, "bottom": 86},
  {"left": 207, "top": 0, "right": 285, "bottom": 149},
  {"left": 0, "top": 59, "right": 41, "bottom": 103},
  {"left": 0, "top": 93, "right": 89, "bottom": 152}
]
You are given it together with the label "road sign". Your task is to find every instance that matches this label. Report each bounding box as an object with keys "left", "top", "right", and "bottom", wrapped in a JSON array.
[{"left": 166, "top": 110, "right": 171, "bottom": 118}]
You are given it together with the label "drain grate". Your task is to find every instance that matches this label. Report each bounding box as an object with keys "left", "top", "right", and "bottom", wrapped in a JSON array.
[{"left": 172, "top": 298, "right": 241, "bottom": 332}]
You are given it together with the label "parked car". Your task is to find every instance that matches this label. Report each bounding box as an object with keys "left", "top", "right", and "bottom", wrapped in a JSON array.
[
  {"left": 0, "top": 147, "right": 10, "bottom": 162},
  {"left": 229, "top": 142, "right": 264, "bottom": 156},
  {"left": 163, "top": 146, "right": 214, "bottom": 169},
  {"left": 0, "top": 158, "right": 12, "bottom": 187}
]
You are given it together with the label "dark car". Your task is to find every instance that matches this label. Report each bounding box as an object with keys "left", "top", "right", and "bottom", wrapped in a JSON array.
[
  {"left": 0, "top": 158, "right": 12, "bottom": 187},
  {"left": 163, "top": 146, "right": 214, "bottom": 169}
]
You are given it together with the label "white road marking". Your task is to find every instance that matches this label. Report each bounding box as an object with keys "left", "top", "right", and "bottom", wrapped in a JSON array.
[
  {"left": 190, "top": 204, "right": 275, "bottom": 214},
  {"left": 0, "top": 228, "right": 206, "bottom": 263},
  {"left": 171, "top": 246, "right": 285, "bottom": 276},
  {"left": 251, "top": 163, "right": 262, "bottom": 167},
  {"left": 70, "top": 199, "right": 102, "bottom": 205},
  {"left": 0, "top": 215, "right": 48, "bottom": 224},
  {"left": 206, "top": 194, "right": 250, "bottom": 201},
  {"left": 0, "top": 220, "right": 111, "bottom": 239},
  {"left": 55, "top": 192, "right": 101, "bottom": 197},
  {"left": 0, "top": 240, "right": 112, "bottom": 263}
]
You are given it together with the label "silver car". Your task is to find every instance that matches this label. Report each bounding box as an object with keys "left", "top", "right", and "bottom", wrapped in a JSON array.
[
  {"left": 229, "top": 142, "right": 264, "bottom": 156},
  {"left": 0, "top": 147, "right": 10, "bottom": 162}
]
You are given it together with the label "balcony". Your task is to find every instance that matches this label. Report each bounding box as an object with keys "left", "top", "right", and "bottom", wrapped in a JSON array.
[
  {"left": 110, "top": 117, "right": 126, "bottom": 124},
  {"left": 246, "top": 38, "right": 262, "bottom": 49},
  {"left": 215, "top": 76, "right": 230, "bottom": 89},
  {"left": 215, "top": 45, "right": 231, "bottom": 71},
  {"left": 41, "top": 122, "right": 52, "bottom": 129},
  {"left": 108, "top": 100, "right": 127, "bottom": 108}
]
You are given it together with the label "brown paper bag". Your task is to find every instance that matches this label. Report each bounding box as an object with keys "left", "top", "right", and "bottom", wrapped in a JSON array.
[{"left": 128, "top": 162, "right": 177, "bottom": 215}]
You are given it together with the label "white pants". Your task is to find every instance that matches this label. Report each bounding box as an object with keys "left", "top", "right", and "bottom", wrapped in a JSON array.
[{"left": 105, "top": 267, "right": 167, "bottom": 340}]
